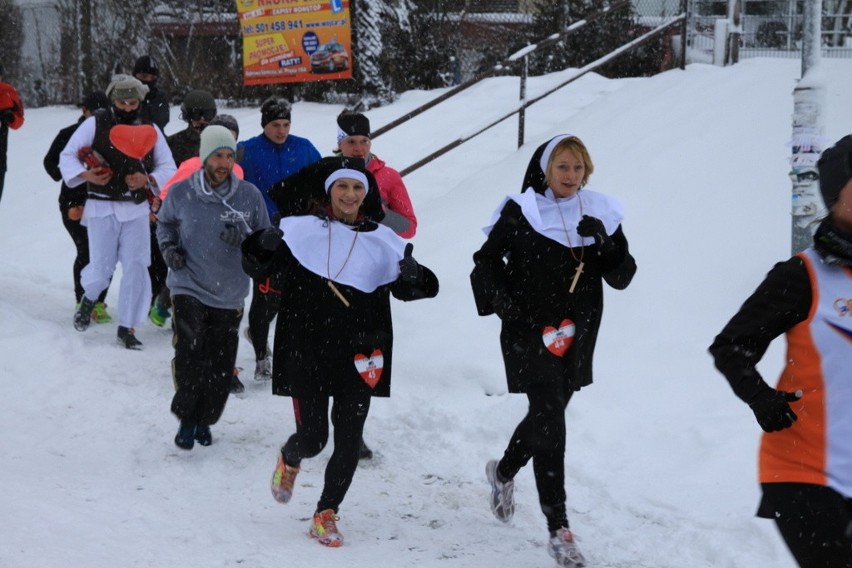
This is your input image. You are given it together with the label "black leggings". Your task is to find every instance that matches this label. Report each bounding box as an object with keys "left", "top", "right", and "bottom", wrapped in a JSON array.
[
  {"left": 497, "top": 382, "right": 574, "bottom": 533},
  {"left": 247, "top": 277, "right": 282, "bottom": 359},
  {"left": 760, "top": 483, "right": 852, "bottom": 568},
  {"left": 282, "top": 393, "right": 371, "bottom": 514},
  {"left": 61, "top": 211, "right": 108, "bottom": 304},
  {"left": 148, "top": 222, "right": 167, "bottom": 305},
  {"left": 170, "top": 295, "right": 242, "bottom": 426}
]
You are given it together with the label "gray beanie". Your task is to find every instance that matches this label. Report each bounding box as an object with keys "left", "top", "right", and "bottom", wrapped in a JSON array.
[
  {"left": 200, "top": 125, "right": 237, "bottom": 164},
  {"left": 106, "top": 74, "right": 149, "bottom": 101}
]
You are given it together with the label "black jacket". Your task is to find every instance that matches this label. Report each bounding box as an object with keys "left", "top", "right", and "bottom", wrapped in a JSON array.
[
  {"left": 167, "top": 127, "right": 201, "bottom": 166},
  {"left": 43, "top": 117, "right": 88, "bottom": 211},
  {"left": 709, "top": 257, "right": 811, "bottom": 403},
  {"left": 471, "top": 200, "right": 636, "bottom": 392},
  {"left": 139, "top": 88, "right": 170, "bottom": 132},
  {"left": 242, "top": 221, "right": 439, "bottom": 398}
]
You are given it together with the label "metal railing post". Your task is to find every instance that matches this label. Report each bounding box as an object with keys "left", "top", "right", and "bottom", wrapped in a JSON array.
[{"left": 518, "top": 55, "right": 528, "bottom": 149}]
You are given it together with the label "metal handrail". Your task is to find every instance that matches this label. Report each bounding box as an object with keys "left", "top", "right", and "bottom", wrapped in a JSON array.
[
  {"left": 369, "top": 0, "right": 632, "bottom": 140},
  {"left": 398, "top": 15, "right": 686, "bottom": 177}
]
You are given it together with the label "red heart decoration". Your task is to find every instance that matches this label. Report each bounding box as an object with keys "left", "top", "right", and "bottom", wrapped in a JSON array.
[
  {"left": 542, "top": 319, "right": 575, "bottom": 357},
  {"left": 109, "top": 124, "right": 158, "bottom": 159},
  {"left": 353, "top": 349, "right": 384, "bottom": 388}
]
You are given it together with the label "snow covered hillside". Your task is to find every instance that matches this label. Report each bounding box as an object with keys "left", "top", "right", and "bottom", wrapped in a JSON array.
[{"left": 1, "top": 58, "right": 851, "bottom": 567}]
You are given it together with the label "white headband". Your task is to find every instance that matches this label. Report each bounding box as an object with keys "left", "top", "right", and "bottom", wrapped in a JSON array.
[
  {"left": 539, "top": 134, "right": 573, "bottom": 173},
  {"left": 336, "top": 126, "right": 350, "bottom": 145},
  {"left": 324, "top": 168, "right": 369, "bottom": 194}
]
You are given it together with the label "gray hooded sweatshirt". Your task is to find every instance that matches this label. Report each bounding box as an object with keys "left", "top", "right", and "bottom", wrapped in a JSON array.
[{"left": 157, "top": 169, "right": 271, "bottom": 309}]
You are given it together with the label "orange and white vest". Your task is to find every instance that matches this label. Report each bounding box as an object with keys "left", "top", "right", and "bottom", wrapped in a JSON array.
[{"left": 759, "top": 247, "right": 852, "bottom": 497}]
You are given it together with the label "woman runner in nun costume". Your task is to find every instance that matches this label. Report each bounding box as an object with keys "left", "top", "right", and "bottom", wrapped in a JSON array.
[
  {"left": 241, "top": 156, "right": 439, "bottom": 548},
  {"left": 471, "top": 134, "right": 636, "bottom": 567}
]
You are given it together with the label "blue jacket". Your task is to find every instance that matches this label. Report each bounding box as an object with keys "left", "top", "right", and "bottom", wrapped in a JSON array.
[{"left": 237, "top": 133, "right": 321, "bottom": 219}]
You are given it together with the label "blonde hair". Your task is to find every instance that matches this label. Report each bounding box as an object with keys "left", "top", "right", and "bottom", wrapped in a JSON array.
[{"left": 543, "top": 136, "right": 594, "bottom": 188}]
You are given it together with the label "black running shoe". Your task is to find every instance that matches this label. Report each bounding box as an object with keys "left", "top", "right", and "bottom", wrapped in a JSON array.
[
  {"left": 74, "top": 297, "right": 95, "bottom": 331},
  {"left": 175, "top": 421, "right": 195, "bottom": 450},
  {"left": 194, "top": 424, "right": 212, "bottom": 446},
  {"left": 230, "top": 373, "right": 245, "bottom": 394},
  {"left": 117, "top": 326, "right": 143, "bottom": 350},
  {"left": 359, "top": 438, "right": 373, "bottom": 460}
]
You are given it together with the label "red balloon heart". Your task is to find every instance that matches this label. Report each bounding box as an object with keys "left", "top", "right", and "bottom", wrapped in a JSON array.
[
  {"left": 353, "top": 349, "right": 384, "bottom": 388},
  {"left": 542, "top": 319, "right": 575, "bottom": 357},
  {"left": 109, "top": 124, "right": 157, "bottom": 159}
]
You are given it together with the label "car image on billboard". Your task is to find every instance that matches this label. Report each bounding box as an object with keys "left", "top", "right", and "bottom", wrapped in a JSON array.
[{"left": 310, "top": 41, "right": 350, "bottom": 74}]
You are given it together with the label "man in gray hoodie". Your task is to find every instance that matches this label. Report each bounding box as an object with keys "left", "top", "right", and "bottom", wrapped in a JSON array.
[{"left": 156, "top": 125, "right": 271, "bottom": 450}]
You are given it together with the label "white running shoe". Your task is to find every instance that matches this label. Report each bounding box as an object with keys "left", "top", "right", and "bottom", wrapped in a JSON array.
[
  {"left": 548, "top": 528, "right": 586, "bottom": 567},
  {"left": 486, "top": 459, "right": 514, "bottom": 522},
  {"left": 254, "top": 355, "right": 272, "bottom": 381}
]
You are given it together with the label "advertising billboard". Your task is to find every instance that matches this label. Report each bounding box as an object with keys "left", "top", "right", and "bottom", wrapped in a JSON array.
[{"left": 236, "top": 0, "right": 352, "bottom": 86}]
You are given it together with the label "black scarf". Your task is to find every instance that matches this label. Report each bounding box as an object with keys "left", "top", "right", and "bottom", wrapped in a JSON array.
[{"left": 814, "top": 217, "right": 852, "bottom": 267}]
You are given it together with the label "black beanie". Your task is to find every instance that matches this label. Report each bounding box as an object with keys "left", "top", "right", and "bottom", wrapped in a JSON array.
[
  {"left": 210, "top": 114, "right": 240, "bottom": 138},
  {"left": 133, "top": 55, "right": 159, "bottom": 76},
  {"left": 80, "top": 91, "right": 110, "bottom": 112},
  {"left": 261, "top": 97, "right": 291, "bottom": 127},
  {"left": 817, "top": 135, "right": 852, "bottom": 208},
  {"left": 337, "top": 112, "right": 371, "bottom": 143}
]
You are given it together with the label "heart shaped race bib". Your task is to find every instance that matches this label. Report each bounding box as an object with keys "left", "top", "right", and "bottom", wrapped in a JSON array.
[
  {"left": 353, "top": 349, "right": 384, "bottom": 388},
  {"left": 541, "top": 319, "right": 575, "bottom": 357}
]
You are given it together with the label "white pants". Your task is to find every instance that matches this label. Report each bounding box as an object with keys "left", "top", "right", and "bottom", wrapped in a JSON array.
[{"left": 81, "top": 213, "right": 151, "bottom": 328}]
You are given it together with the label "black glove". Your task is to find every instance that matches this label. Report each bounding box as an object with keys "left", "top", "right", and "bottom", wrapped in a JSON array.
[
  {"left": 163, "top": 247, "right": 186, "bottom": 270},
  {"left": 577, "top": 215, "right": 615, "bottom": 254},
  {"left": 748, "top": 388, "right": 801, "bottom": 432},
  {"left": 492, "top": 293, "right": 523, "bottom": 322},
  {"left": 577, "top": 215, "right": 609, "bottom": 243},
  {"left": 256, "top": 226, "right": 283, "bottom": 252},
  {"left": 0, "top": 110, "right": 13, "bottom": 125},
  {"left": 219, "top": 224, "right": 244, "bottom": 248},
  {"left": 398, "top": 243, "right": 421, "bottom": 284}
]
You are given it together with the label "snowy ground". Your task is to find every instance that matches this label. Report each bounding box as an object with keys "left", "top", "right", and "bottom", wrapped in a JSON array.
[{"left": 2, "top": 58, "right": 851, "bottom": 567}]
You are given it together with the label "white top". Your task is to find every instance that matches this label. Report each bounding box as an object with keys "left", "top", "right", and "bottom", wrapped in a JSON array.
[
  {"left": 483, "top": 187, "right": 625, "bottom": 247},
  {"left": 279, "top": 215, "right": 406, "bottom": 293}
]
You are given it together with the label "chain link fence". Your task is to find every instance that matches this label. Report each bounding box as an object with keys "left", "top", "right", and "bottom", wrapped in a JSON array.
[{"left": 688, "top": 0, "right": 852, "bottom": 61}]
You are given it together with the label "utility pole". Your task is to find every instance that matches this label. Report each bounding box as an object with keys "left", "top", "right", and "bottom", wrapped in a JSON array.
[
  {"left": 790, "top": 0, "right": 824, "bottom": 254},
  {"left": 726, "top": 0, "right": 742, "bottom": 64}
]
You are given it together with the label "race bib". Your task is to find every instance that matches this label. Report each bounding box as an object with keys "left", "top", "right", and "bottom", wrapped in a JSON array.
[
  {"left": 542, "top": 319, "right": 575, "bottom": 357},
  {"left": 353, "top": 349, "right": 384, "bottom": 388}
]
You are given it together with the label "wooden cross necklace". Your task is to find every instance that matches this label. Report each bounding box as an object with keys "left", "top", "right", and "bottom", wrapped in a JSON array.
[
  {"left": 326, "top": 221, "right": 359, "bottom": 307},
  {"left": 554, "top": 194, "right": 585, "bottom": 294}
]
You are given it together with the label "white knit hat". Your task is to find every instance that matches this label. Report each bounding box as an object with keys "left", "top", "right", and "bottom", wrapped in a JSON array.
[
  {"left": 105, "top": 74, "right": 149, "bottom": 101},
  {"left": 199, "top": 125, "right": 237, "bottom": 164}
]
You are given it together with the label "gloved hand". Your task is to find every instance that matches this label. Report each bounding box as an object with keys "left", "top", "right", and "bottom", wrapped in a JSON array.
[
  {"left": 219, "top": 223, "right": 244, "bottom": 248},
  {"left": 163, "top": 247, "right": 186, "bottom": 270},
  {"left": 492, "top": 293, "right": 523, "bottom": 322},
  {"left": 256, "top": 226, "right": 283, "bottom": 252},
  {"left": 748, "top": 388, "right": 802, "bottom": 432},
  {"left": 398, "top": 243, "right": 421, "bottom": 284},
  {"left": 0, "top": 110, "right": 14, "bottom": 126},
  {"left": 577, "top": 215, "right": 615, "bottom": 254},
  {"left": 577, "top": 215, "right": 609, "bottom": 243}
]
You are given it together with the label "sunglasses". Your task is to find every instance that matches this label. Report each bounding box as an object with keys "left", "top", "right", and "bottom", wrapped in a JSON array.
[{"left": 186, "top": 108, "right": 216, "bottom": 122}]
